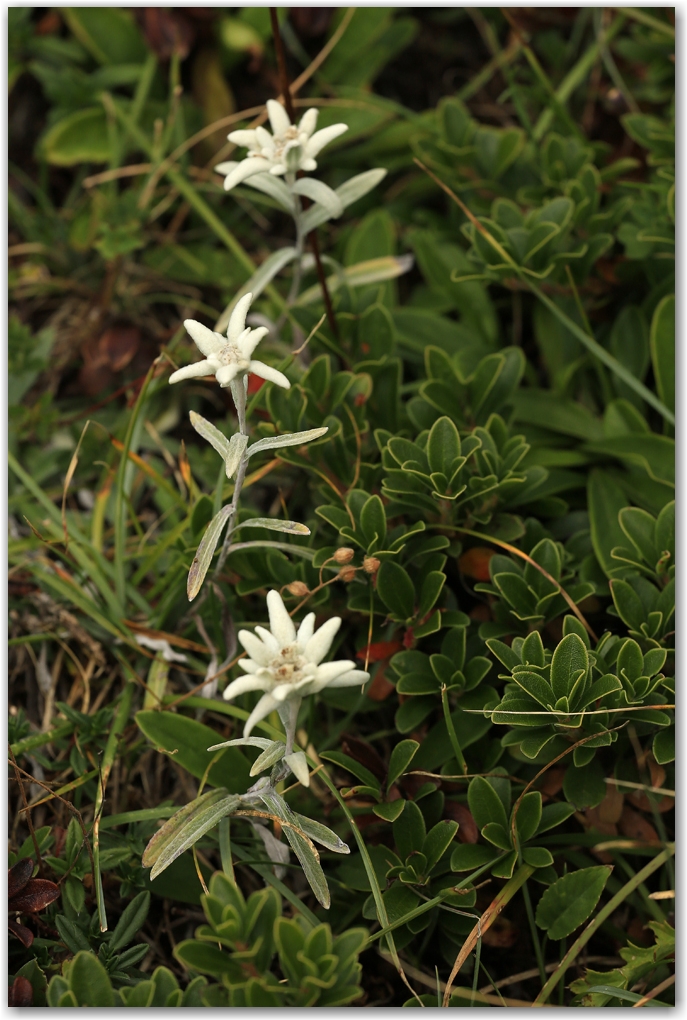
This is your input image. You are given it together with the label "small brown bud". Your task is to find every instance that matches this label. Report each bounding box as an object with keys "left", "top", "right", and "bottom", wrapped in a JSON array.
[
  {"left": 363, "top": 556, "right": 381, "bottom": 574},
  {"left": 333, "top": 547, "right": 355, "bottom": 564},
  {"left": 285, "top": 581, "right": 309, "bottom": 596},
  {"left": 338, "top": 565, "right": 357, "bottom": 582}
]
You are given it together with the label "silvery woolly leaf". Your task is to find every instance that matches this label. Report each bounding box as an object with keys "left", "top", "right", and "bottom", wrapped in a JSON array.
[
  {"left": 291, "top": 178, "right": 343, "bottom": 219},
  {"left": 187, "top": 505, "right": 233, "bottom": 601},
  {"left": 300, "top": 169, "right": 387, "bottom": 234},
  {"left": 214, "top": 247, "right": 299, "bottom": 334},
  {"left": 143, "top": 789, "right": 241, "bottom": 880},
  {"left": 284, "top": 750, "right": 310, "bottom": 787},
  {"left": 258, "top": 788, "right": 331, "bottom": 908},
  {"left": 189, "top": 413, "right": 247, "bottom": 478},
  {"left": 251, "top": 819, "right": 290, "bottom": 877},
  {"left": 337, "top": 168, "right": 388, "bottom": 208},
  {"left": 250, "top": 740, "right": 287, "bottom": 776},
  {"left": 243, "top": 172, "right": 296, "bottom": 213},
  {"left": 224, "top": 433, "right": 249, "bottom": 478},
  {"left": 292, "top": 812, "right": 351, "bottom": 854},
  {"left": 207, "top": 737, "right": 274, "bottom": 752},
  {"left": 217, "top": 162, "right": 295, "bottom": 214},
  {"left": 296, "top": 255, "right": 414, "bottom": 305},
  {"left": 235, "top": 518, "right": 310, "bottom": 536},
  {"left": 247, "top": 427, "right": 328, "bottom": 458},
  {"left": 189, "top": 411, "right": 231, "bottom": 460}
]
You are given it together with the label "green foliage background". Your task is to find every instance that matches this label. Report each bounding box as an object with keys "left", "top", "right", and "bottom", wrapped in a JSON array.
[{"left": 9, "top": 6, "right": 674, "bottom": 1008}]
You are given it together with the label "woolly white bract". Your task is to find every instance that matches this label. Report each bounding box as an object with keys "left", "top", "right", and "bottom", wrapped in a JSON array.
[
  {"left": 217, "top": 100, "right": 347, "bottom": 191},
  {"left": 224, "top": 590, "right": 369, "bottom": 736},
  {"left": 168, "top": 292, "right": 289, "bottom": 390}
]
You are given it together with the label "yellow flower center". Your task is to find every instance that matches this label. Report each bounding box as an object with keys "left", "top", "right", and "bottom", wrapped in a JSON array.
[{"left": 218, "top": 342, "right": 248, "bottom": 369}]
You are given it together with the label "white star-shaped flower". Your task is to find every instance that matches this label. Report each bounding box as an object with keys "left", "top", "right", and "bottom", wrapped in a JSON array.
[
  {"left": 224, "top": 590, "right": 369, "bottom": 737},
  {"left": 216, "top": 100, "right": 348, "bottom": 192},
  {"left": 168, "top": 292, "right": 289, "bottom": 390}
]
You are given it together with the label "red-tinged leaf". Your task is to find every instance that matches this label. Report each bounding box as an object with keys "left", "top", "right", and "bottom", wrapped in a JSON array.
[
  {"left": 400, "top": 773, "right": 440, "bottom": 801},
  {"left": 8, "top": 976, "right": 33, "bottom": 1007},
  {"left": 444, "top": 801, "right": 479, "bottom": 844},
  {"left": 356, "top": 640, "right": 402, "bottom": 663},
  {"left": 341, "top": 735, "right": 387, "bottom": 782},
  {"left": 10, "top": 878, "right": 61, "bottom": 914},
  {"left": 8, "top": 859, "right": 34, "bottom": 898},
  {"left": 101, "top": 325, "right": 140, "bottom": 371},
  {"left": 459, "top": 547, "right": 495, "bottom": 582},
  {"left": 247, "top": 373, "right": 265, "bottom": 395},
  {"left": 8, "top": 919, "right": 34, "bottom": 949},
  {"left": 619, "top": 806, "right": 659, "bottom": 844},
  {"left": 365, "top": 669, "right": 396, "bottom": 702}
]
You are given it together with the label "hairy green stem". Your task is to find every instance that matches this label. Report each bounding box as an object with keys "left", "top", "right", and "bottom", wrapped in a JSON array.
[{"left": 215, "top": 378, "right": 249, "bottom": 576}]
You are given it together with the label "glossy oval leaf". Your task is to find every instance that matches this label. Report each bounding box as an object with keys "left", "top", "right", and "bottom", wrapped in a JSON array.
[
  {"left": 376, "top": 561, "right": 415, "bottom": 621},
  {"left": 387, "top": 739, "right": 419, "bottom": 788},
  {"left": 550, "top": 633, "right": 589, "bottom": 702}
]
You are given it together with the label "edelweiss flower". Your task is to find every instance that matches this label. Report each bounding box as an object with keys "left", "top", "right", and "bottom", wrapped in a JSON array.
[
  {"left": 217, "top": 99, "right": 347, "bottom": 192},
  {"left": 169, "top": 292, "right": 289, "bottom": 389},
  {"left": 224, "top": 591, "right": 369, "bottom": 736}
]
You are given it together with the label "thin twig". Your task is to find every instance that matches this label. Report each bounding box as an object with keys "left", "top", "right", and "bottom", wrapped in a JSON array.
[
  {"left": 8, "top": 756, "right": 96, "bottom": 880},
  {"left": 630, "top": 973, "right": 675, "bottom": 1008},
  {"left": 443, "top": 866, "right": 534, "bottom": 1006}
]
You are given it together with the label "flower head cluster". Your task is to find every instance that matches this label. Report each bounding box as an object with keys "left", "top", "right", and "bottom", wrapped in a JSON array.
[
  {"left": 216, "top": 100, "right": 347, "bottom": 192},
  {"left": 224, "top": 591, "right": 369, "bottom": 736},
  {"left": 169, "top": 292, "right": 289, "bottom": 390}
]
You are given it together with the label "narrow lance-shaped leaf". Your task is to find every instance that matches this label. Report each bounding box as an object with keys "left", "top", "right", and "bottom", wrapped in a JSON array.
[
  {"left": 108, "top": 891, "right": 150, "bottom": 952},
  {"left": 292, "top": 812, "right": 351, "bottom": 854},
  {"left": 258, "top": 788, "right": 331, "bottom": 908},
  {"left": 291, "top": 177, "right": 343, "bottom": 218},
  {"left": 300, "top": 169, "right": 388, "bottom": 234},
  {"left": 243, "top": 172, "right": 296, "bottom": 212},
  {"left": 250, "top": 740, "right": 287, "bottom": 776},
  {"left": 189, "top": 413, "right": 247, "bottom": 479},
  {"left": 235, "top": 518, "right": 310, "bottom": 536},
  {"left": 214, "top": 246, "right": 298, "bottom": 334},
  {"left": 142, "top": 789, "right": 241, "bottom": 881},
  {"left": 207, "top": 737, "right": 274, "bottom": 752},
  {"left": 247, "top": 427, "right": 329, "bottom": 457},
  {"left": 296, "top": 256, "right": 414, "bottom": 306},
  {"left": 187, "top": 505, "right": 233, "bottom": 601}
]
